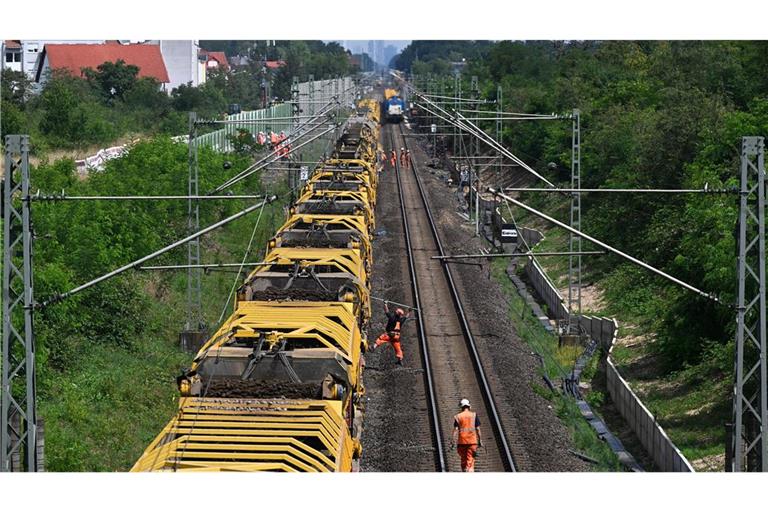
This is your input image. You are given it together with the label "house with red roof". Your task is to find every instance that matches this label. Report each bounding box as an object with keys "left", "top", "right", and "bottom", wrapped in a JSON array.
[
  {"left": 200, "top": 50, "right": 229, "bottom": 72},
  {"left": 35, "top": 43, "right": 170, "bottom": 89}
]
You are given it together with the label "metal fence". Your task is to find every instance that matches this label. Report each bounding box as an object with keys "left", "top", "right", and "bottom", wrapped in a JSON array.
[
  {"left": 196, "top": 104, "right": 292, "bottom": 152},
  {"left": 517, "top": 227, "right": 695, "bottom": 472},
  {"left": 196, "top": 77, "right": 355, "bottom": 153}
]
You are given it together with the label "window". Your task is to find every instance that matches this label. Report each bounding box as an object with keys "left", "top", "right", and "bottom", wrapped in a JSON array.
[
  {"left": 14, "top": 52, "right": 20, "bottom": 62},
  {"left": 27, "top": 44, "right": 39, "bottom": 53},
  {"left": 4, "top": 52, "right": 20, "bottom": 63},
  {"left": 5, "top": 52, "right": 12, "bottom": 63}
]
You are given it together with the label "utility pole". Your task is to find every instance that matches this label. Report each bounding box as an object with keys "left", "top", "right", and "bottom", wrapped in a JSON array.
[
  {"left": 1, "top": 135, "right": 40, "bottom": 471},
  {"left": 309, "top": 75, "right": 315, "bottom": 117},
  {"left": 453, "top": 74, "right": 460, "bottom": 157},
  {"left": 290, "top": 77, "right": 300, "bottom": 204},
  {"left": 566, "top": 109, "right": 582, "bottom": 336},
  {"left": 471, "top": 76, "right": 479, "bottom": 235},
  {"left": 496, "top": 85, "right": 503, "bottom": 189},
  {"left": 732, "top": 136, "right": 767, "bottom": 472}
]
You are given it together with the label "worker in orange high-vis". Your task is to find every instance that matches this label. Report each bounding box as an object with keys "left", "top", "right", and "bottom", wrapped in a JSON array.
[
  {"left": 390, "top": 149, "right": 397, "bottom": 168},
  {"left": 369, "top": 301, "right": 411, "bottom": 366},
  {"left": 399, "top": 147, "right": 406, "bottom": 167},
  {"left": 451, "top": 398, "right": 483, "bottom": 472},
  {"left": 404, "top": 149, "right": 412, "bottom": 170}
]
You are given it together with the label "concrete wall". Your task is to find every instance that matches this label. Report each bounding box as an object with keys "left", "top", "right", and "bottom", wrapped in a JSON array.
[{"left": 517, "top": 227, "right": 695, "bottom": 472}]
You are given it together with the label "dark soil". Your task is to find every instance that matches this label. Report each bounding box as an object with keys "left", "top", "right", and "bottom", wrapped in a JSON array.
[
  {"left": 249, "top": 287, "right": 337, "bottom": 302},
  {"left": 206, "top": 378, "right": 320, "bottom": 399}
]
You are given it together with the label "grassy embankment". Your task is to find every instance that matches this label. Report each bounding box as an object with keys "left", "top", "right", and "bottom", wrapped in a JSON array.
[{"left": 505, "top": 193, "right": 728, "bottom": 470}]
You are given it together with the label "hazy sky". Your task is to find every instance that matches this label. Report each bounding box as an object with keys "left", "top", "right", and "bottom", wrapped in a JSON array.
[{"left": 327, "top": 40, "right": 411, "bottom": 55}]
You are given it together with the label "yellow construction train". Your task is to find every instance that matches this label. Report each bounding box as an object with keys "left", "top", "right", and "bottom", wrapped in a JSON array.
[{"left": 131, "top": 99, "right": 381, "bottom": 472}]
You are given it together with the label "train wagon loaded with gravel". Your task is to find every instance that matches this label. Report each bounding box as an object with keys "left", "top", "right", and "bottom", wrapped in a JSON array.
[{"left": 131, "top": 99, "right": 382, "bottom": 472}]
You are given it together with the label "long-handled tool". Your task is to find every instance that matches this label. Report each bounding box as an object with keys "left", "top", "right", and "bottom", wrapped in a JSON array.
[{"left": 370, "top": 295, "right": 420, "bottom": 311}]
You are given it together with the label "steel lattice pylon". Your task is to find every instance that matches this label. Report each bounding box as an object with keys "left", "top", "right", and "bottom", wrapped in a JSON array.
[
  {"left": 732, "top": 136, "right": 767, "bottom": 472},
  {"left": 290, "top": 77, "right": 300, "bottom": 201},
  {"left": 567, "top": 109, "right": 582, "bottom": 334},
  {"left": 186, "top": 113, "right": 203, "bottom": 331},
  {"left": 1, "top": 135, "right": 39, "bottom": 471}
]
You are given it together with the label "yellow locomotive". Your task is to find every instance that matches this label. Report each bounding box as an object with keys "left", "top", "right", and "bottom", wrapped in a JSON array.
[{"left": 131, "top": 99, "right": 381, "bottom": 472}]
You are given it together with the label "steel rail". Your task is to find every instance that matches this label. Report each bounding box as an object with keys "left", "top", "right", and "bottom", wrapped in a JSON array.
[
  {"left": 389, "top": 128, "right": 447, "bottom": 472},
  {"left": 397, "top": 123, "right": 517, "bottom": 472}
]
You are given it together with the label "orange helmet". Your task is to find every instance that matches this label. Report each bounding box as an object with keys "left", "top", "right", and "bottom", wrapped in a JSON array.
[{"left": 396, "top": 308, "right": 405, "bottom": 316}]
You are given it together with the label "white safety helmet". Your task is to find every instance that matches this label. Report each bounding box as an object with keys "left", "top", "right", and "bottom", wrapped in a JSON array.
[{"left": 460, "top": 398, "right": 471, "bottom": 408}]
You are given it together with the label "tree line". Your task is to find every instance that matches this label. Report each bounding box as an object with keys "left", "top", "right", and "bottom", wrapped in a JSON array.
[
  {"left": 1, "top": 40, "right": 358, "bottom": 154},
  {"left": 397, "top": 40, "right": 768, "bottom": 375}
]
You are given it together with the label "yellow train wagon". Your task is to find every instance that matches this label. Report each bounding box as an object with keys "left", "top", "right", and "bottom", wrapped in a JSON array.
[
  {"left": 132, "top": 301, "right": 366, "bottom": 472},
  {"left": 293, "top": 188, "right": 375, "bottom": 232},
  {"left": 238, "top": 246, "right": 372, "bottom": 324}
]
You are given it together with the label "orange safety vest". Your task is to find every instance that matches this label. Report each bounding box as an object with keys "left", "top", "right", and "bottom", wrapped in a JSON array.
[{"left": 454, "top": 410, "right": 478, "bottom": 445}]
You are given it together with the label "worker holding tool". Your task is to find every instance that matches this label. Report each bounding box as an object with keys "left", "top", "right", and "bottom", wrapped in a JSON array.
[
  {"left": 451, "top": 398, "right": 482, "bottom": 472},
  {"left": 369, "top": 300, "right": 412, "bottom": 366}
]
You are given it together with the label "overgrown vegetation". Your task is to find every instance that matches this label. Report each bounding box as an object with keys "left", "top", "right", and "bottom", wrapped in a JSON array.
[
  {"left": 26, "top": 137, "right": 287, "bottom": 470},
  {"left": 490, "top": 258, "right": 621, "bottom": 471},
  {"left": 397, "top": 41, "right": 768, "bottom": 464}
]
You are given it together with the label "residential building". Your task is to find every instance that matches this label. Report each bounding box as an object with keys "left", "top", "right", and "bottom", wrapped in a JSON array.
[
  {"left": 200, "top": 50, "right": 229, "bottom": 72},
  {"left": 2, "top": 39, "right": 104, "bottom": 79},
  {"left": 35, "top": 43, "right": 170, "bottom": 89},
  {"left": 154, "top": 40, "right": 206, "bottom": 90}
]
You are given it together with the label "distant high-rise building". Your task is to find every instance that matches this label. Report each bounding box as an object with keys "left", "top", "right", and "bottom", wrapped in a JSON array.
[
  {"left": 367, "top": 40, "right": 375, "bottom": 70},
  {"left": 382, "top": 44, "right": 398, "bottom": 68},
  {"left": 374, "top": 40, "right": 384, "bottom": 68}
]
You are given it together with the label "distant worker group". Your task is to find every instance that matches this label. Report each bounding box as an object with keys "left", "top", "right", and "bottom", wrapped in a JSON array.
[
  {"left": 255, "top": 130, "right": 291, "bottom": 159},
  {"left": 381, "top": 148, "right": 412, "bottom": 171}
]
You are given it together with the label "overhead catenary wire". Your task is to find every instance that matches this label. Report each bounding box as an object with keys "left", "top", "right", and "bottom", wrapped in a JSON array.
[
  {"left": 139, "top": 262, "right": 271, "bottom": 271},
  {"left": 29, "top": 194, "right": 268, "bottom": 201},
  {"left": 504, "top": 187, "right": 737, "bottom": 194},
  {"left": 37, "top": 196, "right": 277, "bottom": 308},
  {"left": 458, "top": 108, "right": 566, "bottom": 118},
  {"left": 217, "top": 198, "right": 268, "bottom": 324},
  {"left": 407, "top": 87, "right": 555, "bottom": 188},
  {"left": 491, "top": 188, "right": 725, "bottom": 305},
  {"left": 210, "top": 101, "right": 340, "bottom": 193},
  {"left": 212, "top": 125, "right": 337, "bottom": 193}
]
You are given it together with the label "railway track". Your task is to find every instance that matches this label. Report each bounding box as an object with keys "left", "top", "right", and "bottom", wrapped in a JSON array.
[{"left": 388, "top": 123, "right": 517, "bottom": 472}]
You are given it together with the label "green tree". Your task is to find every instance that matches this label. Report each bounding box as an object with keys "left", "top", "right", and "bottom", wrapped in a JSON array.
[{"left": 83, "top": 59, "right": 140, "bottom": 101}]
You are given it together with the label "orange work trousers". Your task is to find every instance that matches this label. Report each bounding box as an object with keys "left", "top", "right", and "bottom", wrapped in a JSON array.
[
  {"left": 457, "top": 445, "right": 478, "bottom": 472},
  {"left": 374, "top": 332, "right": 403, "bottom": 360}
]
